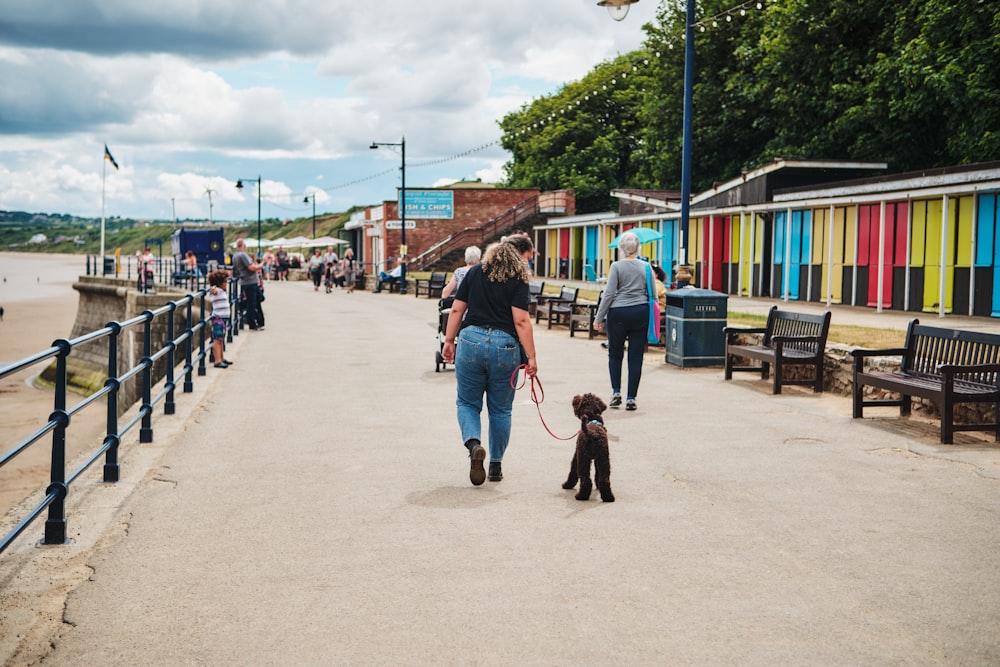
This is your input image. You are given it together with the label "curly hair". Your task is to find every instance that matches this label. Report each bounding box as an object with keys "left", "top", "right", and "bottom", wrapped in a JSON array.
[
  {"left": 208, "top": 270, "right": 229, "bottom": 288},
  {"left": 481, "top": 236, "right": 532, "bottom": 283}
]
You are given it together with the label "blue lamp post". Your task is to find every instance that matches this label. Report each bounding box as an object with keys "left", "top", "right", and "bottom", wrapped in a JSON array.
[{"left": 597, "top": 0, "right": 692, "bottom": 267}]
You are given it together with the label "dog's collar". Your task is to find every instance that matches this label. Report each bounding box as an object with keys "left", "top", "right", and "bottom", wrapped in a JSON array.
[{"left": 587, "top": 418, "right": 604, "bottom": 427}]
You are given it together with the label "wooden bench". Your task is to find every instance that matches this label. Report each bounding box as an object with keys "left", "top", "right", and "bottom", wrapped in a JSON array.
[
  {"left": 414, "top": 272, "right": 447, "bottom": 298},
  {"left": 528, "top": 280, "right": 545, "bottom": 316},
  {"left": 533, "top": 283, "right": 561, "bottom": 320},
  {"left": 569, "top": 290, "right": 602, "bottom": 338},
  {"left": 724, "top": 305, "right": 831, "bottom": 394},
  {"left": 851, "top": 319, "right": 1000, "bottom": 444},
  {"left": 535, "top": 286, "right": 578, "bottom": 329}
]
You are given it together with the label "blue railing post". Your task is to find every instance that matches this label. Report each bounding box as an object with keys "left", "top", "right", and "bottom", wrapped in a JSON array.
[
  {"left": 43, "top": 339, "right": 72, "bottom": 545},
  {"left": 104, "top": 322, "right": 122, "bottom": 482},
  {"left": 230, "top": 279, "right": 240, "bottom": 338},
  {"left": 183, "top": 298, "right": 194, "bottom": 393},
  {"left": 197, "top": 292, "right": 207, "bottom": 376},
  {"left": 164, "top": 303, "right": 177, "bottom": 415},
  {"left": 139, "top": 310, "right": 154, "bottom": 443}
]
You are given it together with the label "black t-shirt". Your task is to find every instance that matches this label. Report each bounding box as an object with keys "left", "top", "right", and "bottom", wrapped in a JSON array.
[{"left": 455, "top": 264, "right": 530, "bottom": 340}]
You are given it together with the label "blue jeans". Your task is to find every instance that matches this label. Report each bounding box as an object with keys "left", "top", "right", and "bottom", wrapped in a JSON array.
[
  {"left": 607, "top": 303, "right": 648, "bottom": 400},
  {"left": 455, "top": 325, "right": 521, "bottom": 462}
]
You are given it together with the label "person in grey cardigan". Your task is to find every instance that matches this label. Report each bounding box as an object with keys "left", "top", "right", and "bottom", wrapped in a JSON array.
[{"left": 592, "top": 232, "right": 651, "bottom": 411}]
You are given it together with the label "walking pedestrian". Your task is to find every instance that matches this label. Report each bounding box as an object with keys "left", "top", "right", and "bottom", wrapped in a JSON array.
[
  {"left": 592, "top": 231, "right": 651, "bottom": 411},
  {"left": 322, "top": 246, "right": 339, "bottom": 292},
  {"left": 308, "top": 248, "right": 324, "bottom": 291},
  {"left": 342, "top": 248, "right": 358, "bottom": 293},
  {"left": 441, "top": 245, "right": 481, "bottom": 298},
  {"left": 441, "top": 235, "right": 538, "bottom": 485}
]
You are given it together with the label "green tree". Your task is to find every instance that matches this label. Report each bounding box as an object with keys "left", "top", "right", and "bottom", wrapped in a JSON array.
[
  {"left": 499, "top": 54, "right": 655, "bottom": 213},
  {"left": 499, "top": 0, "right": 1000, "bottom": 208}
]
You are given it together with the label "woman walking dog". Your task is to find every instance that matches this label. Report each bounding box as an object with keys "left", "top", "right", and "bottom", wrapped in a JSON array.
[{"left": 441, "top": 236, "right": 538, "bottom": 486}]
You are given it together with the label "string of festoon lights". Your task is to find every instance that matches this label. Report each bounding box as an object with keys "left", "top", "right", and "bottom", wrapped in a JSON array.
[
  {"left": 509, "top": 0, "right": 766, "bottom": 140},
  {"left": 309, "top": 0, "right": 766, "bottom": 202}
]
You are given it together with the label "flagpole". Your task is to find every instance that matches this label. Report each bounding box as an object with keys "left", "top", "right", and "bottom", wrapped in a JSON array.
[{"left": 100, "top": 152, "right": 107, "bottom": 262}]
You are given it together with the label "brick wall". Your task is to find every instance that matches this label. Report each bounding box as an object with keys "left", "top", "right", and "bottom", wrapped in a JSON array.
[{"left": 377, "top": 188, "right": 540, "bottom": 270}]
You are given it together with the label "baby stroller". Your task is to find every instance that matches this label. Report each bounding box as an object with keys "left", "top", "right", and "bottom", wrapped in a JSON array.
[{"left": 435, "top": 296, "right": 455, "bottom": 372}]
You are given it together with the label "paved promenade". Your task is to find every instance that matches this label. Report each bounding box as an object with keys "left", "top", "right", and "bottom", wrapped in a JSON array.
[{"left": 2, "top": 282, "right": 999, "bottom": 665}]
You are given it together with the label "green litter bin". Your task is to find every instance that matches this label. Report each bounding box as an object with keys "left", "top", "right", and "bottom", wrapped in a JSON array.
[{"left": 664, "top": 288, "right": 728, "bottom": 368}]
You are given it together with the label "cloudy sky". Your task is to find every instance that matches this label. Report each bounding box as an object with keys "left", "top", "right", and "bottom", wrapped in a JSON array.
[{"left": 0, "top": 0, "right": 658, "bottom": 223}]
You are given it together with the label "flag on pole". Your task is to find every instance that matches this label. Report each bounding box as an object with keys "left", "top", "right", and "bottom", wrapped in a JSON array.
[{"left": 104, "top": 144, "right": 119, "bottom": 170}]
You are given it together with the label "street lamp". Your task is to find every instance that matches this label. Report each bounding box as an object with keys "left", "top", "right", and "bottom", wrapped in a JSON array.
[
  {"left": 235, "top": 176, "right": 262, "bottom": 257},
  {"left": 597, "top": 0, "right": 691, "bottom": 268},
  {"left": 678, "top": 0, "right": 694, "bottom": 269},
  {"left": 370, "top": 137, "right": 407, "bottom": 294},
  {"left": 304, "top": 193, "right": 316, "bottom": 238},
  {"left": 597, "top": 0, "right": 639, "bottom": 21}
]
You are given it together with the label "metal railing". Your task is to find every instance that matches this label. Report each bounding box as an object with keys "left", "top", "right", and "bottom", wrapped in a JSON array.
[
  {"left": 0, "top": 279, "right": 240, "bottom": 555},
  {"left": 85, "top": 255, "right": 216, "bottom": 292}
]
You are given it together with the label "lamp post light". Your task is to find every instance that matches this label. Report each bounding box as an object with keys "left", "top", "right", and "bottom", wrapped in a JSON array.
[
  {"left": 304, "top": 193, "right": 317, "bottom": 238},
  {"left": 597, "top": 0, "right": 638, "bottom": 21},
  {"left": 370, "top": 137, "right": 407, "bottom": 295},
  {"left": 235, "top": 176, "right": 262, "bottom": 257}
]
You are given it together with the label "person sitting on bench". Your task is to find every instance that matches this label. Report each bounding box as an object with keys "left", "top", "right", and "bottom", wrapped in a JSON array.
[{"left": 374, "top": 259, "right": 402, "bottom": 293}]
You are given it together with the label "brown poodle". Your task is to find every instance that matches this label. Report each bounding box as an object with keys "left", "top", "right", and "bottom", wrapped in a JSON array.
[{"left": 562, "top": 393, "right": 614, "bottom": 502}]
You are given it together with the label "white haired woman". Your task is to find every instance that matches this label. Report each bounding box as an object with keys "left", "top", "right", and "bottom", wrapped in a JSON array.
[
  {"left": 592, "top": 231, "right": 650, "bottom": 411},
  {"left": 441, "top": 245, "right": 482, "bottom": 298}
]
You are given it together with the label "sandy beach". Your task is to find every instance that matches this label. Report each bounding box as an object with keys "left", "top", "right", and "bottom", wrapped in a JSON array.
[{"left": 0, "top": 252, "right": 106, "bottom": 512}]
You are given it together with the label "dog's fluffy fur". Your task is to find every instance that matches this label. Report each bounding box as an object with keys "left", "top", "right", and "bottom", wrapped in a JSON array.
[{"left": 562, "top": 393, "right": 614, "bottom": 502}]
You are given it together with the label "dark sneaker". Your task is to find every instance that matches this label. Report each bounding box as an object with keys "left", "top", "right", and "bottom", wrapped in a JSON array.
[
  {"left": 469, "top": 445, "right": 486, "bottom": 486},
  {"left": 213, "top": 362, "right": 229, "bottom": 369},
  {"left": 626, "top": 399, "right": 637, "bottom": 411},
  {"left": 609, "top": 393, "right": 622, "bottom": 408},
  {"left": 488, "top": 461, "right": 503, "bottom": 482}
]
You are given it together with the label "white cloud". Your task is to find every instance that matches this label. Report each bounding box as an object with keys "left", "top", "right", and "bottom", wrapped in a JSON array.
[{"left": 0, "top": 0, "right": 657, "bottom": 218}]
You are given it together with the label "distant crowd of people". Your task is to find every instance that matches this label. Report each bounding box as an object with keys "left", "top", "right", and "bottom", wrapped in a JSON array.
[{"left": 305, "top": 246, "right": 358, "bottom": 293}]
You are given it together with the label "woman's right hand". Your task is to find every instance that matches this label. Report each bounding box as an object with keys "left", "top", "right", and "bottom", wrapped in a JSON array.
[{"left": 524, "top": 357, "right": 537, "bottom": 378}]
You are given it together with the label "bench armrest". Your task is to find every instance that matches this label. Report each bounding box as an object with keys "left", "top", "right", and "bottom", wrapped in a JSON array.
[
  {"left": 938, "top": 362, "right": 1000, "bottom": 379},
  {"left": 851, "top": 347, "right": 908, "bottom": 372},
  {"left": 723, "top": 326, "right": 767, "bottom": 334},
  {"left": 724, "top": 326, "right": 766, "bottom": 344}
]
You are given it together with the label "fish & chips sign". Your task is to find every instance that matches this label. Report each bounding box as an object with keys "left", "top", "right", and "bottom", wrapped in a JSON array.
[{"left": 400, "top": 190, "right": 454, "bottom": 219}]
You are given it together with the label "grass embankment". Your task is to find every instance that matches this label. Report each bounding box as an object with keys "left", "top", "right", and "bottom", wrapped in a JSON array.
[
  {"left": 726, "top": 312, "right": 905, "bottom": 349},
  {"left": 3, "top": 209, "right": 358, "bottom": 257}
]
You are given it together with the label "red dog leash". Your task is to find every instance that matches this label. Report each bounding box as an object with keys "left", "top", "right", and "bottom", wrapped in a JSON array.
[{"left": 510, "top": 365, "right": 580, "bottom": 441}]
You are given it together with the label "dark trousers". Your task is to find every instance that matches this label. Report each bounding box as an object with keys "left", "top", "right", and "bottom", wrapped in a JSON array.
[
  {"left": 606, "top": 303, "right": 648, "bottom": 399},
  {"left": 241, "top": 283, "right": 262, "bottom": 329}
]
